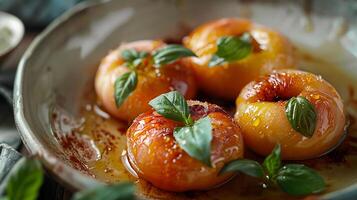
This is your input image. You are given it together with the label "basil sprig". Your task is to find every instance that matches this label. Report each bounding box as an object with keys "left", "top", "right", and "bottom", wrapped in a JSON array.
[
  {"left": 114, "top": 46, "right": 196, "bottom": 108},
  {"left": 285, "top": 96, "right": 317, "bottom": 137},
  {"left": 276, "top": 164, "right": 326, "bottom": 196},
  {"left": 114, "top": 71, "right": 138, "bottom": 107},
  {"left": 114, "top": 49, "right": 146, "bottom": 108},
  {"left": 208, "top": 33, "right": 252, "bottom": 67},
  {"left": 149, "top": 91, "right": 212, "bottom": 166},
  {"left": 152, "top": 45, "right": 196, "bottom": 67},
  {"left": 1, "top": 157, "right": 136, "bottom": 200},
  {"left": 149, "top": 90, "right": 192, "bottom": 125},
  {"left": 2, "top": 158, "right": 44, "bottom": 200},
  {"left": 174, "top": 116, "right": 212, "bottom": 166},
  {"left": 220, "top": 159, "right": 264, "bottom": 178},
  {"left": 263, "top": 144, "right": 281, "bottom": 179},
  {"left": 73, "top": 182, "right": 135, "bottom": 200},
  {"left": 220, "top": 144, "right": 326, "bottom": 196},
  {"left": 121, "top": 49, "right": 149, "bottom": 69}
]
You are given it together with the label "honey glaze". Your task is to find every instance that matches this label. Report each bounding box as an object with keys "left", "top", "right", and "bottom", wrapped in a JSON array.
[{"left": 51, "top": 52, "right": 357, "bottom": 199}]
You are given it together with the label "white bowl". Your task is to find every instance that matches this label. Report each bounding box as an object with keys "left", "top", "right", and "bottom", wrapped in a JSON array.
[{"left": 0, "top": 11, "right": 24, "bottom": 57}]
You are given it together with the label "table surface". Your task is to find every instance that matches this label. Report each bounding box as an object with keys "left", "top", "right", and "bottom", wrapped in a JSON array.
[{"left": 1, "top": 30, "right": 73, "bottom": 200}]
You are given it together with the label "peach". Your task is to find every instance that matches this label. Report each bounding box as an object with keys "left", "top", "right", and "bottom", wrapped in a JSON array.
[
  {"left": 95, "top": 40, "right": 197, "bottom": 122},
  {"left": 235, "top": 70, "right": 346, "bottom": 160},
  {"left": 183, "top": 18, "right": 296, "bottom": 100},
  {"left": 126, "top": 101, "right": 244, "bottom": 191}
]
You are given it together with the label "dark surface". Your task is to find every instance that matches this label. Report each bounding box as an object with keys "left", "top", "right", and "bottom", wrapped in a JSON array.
[{"left": 38, "top": 172, "right": 72, "bottom": 200}]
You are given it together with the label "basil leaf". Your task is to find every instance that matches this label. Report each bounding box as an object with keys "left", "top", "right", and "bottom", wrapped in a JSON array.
[
  {"left": 114, "top": 71, "right": 138, "bottom": 107},
  {"left": 174, "top": 116, "right": 212, "bottom": 166},
  {"left": 285, "top": 96, "right": 317, "bottom": 137},
  {"left": 208, "top": 33, "right": 252, "bottom": 67},
  {"left": 6, "top": 158, "right": 44, "bottom": 200},
  {"left": 149, "top": 91, "right": 192, "bottom": 125},
  {"left": 72, "top": 182, "right": 135, "bottom": 200},
  {"left": 219, "top": 159, "right": 264, "bottom": 178},
  {"left": 276, "top": 164, "right": 326, "bottom": 196},
  {"left": 263, "top": 144, "right": 282, "bottom": 179},
  {"left": 208, "top": 55, "right": 226, "bottom": 67},
  {"left": 152, "top": 44, "right": 196, "bottom": 67},
  {"left": 121, "top": 49, "right": 138, "bottom": 61},
  {"left": 121, "top": 49, "right": 148, "bottom": 69}
]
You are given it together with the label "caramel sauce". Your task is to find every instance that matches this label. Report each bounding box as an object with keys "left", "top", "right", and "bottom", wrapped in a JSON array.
[{"left": 50, "top": 49, "right": 357, "bottom": 199}]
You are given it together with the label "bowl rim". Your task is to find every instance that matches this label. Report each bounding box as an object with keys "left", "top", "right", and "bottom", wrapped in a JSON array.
[
  {"left": 13, "top": 0, "right": 357, "bottom": 198},
  {"left": 13, "top": 0, "right": 108, "bottom": 191}
]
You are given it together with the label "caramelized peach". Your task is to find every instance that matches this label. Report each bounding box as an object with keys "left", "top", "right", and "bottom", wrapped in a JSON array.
[
  {"left": 184, "top": 18, "right": 296, "bottom": 100},
  {"left": 126, "top": 101, "right": 244, "bottom": 191},
  {"left": 235, "top": 70, "right": 346, "bottom": 160},
  {"left": 95, "top": 40, "right": 197, "bottom": 122}
]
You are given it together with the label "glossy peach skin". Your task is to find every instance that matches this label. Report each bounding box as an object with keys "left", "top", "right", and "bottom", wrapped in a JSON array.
[
  {"left": 95, "top": 40, "right": 197, "bottom": 122},
  {"left": 183, "top": 18, "right": 296, "bottom": 100},
  {"left": 235, "top": 70, "right": 346, "bottom": 160},
  {"left": 126, "top": 101, "right": 244, "bottom": 192}
]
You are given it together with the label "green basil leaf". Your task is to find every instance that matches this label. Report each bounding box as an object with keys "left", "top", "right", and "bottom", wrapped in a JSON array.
[
  {"left": 72, "top": 182, "right": 135, "bottom": 200},
  {"left": 121, "top": 49, "right": 138, "bottom": 61},
  {"left": 276, "top": 164, "right": 326, "bottom": 196},
  {"left": 285, "top": 96, "right": 317, "bottom": 137},
  {"left": 208, "top": 33, "right": 252, "bottom": 67},
  {"left": 6, "top": 158, "right": 44, "bottom": 200},
  {"left": 149, "top": 91, "right": 192, "bottom": 125},
  {"left": 174, "top": 116, "right": 212, "bottom": 166},
  {"left": 209, "top": 55, "right": 226, "bottom": 67},
  {"left": 152, "top": 44, "right": 196, "bottom": 67},
  {"left": 263, "top": 144, "right": 282, "bottom": 179},
  {"left": 121, "top": 49, "right": 148, "bottom": 69},
  {"left": 219, "top": 159, "right": 264, "bottom": 178},
  {"left": 114, "top": 71, "right": 138, "bottom": 107}
]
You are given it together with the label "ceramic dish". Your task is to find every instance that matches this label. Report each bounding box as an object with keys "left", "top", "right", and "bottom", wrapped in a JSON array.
[{"left": 14, "top": 0, "right": 357, "bottom": 199}]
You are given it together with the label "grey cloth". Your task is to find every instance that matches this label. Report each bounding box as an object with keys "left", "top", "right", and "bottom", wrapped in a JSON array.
[
  {"left": 0, "top": 143, "right": 22, "bottom": 195},
  {"left": 0, "top": 84, "right": 20, "bottom": 149},
  {"left": 0, "top": 69, "right": 22, "bottom": 195}
]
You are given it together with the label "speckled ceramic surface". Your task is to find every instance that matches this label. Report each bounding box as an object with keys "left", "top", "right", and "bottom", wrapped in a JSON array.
[{"left": 14, "top": 0, "right": 357, "bottom": 199}]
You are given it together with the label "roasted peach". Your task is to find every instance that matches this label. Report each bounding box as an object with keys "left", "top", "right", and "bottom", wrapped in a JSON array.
[
  {"left": 235, "top": 70, "right": 346, "bottom": 160},
  {"left": 126, "top": 100, "right": 244, "bottom": 191},
  {"left": 183, "top": 18, "right": 296, "bottom": 100},
  {"left": 95, "top": 40, "right": 197, "bottom": 122}
]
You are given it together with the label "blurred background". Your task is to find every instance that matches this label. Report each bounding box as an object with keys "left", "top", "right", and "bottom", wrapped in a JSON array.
[
  {"left": 0, "top": 0, "right": 89, "bottom": 67},
  {"left": 0, "top": 0, "right": 92, "bottom": 146},
  {"left": 0, "top": 0, "right": 86, "bottom": 27}
]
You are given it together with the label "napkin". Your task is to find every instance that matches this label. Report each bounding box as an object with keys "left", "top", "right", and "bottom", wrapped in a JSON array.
[{"left": 0, "top": 143, "right": 22, "bottom": 195}]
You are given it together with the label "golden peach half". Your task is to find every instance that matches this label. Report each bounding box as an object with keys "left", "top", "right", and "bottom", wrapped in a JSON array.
[
  {"left": 126, "top": 101, "right": 244, "bottom": 191},
  {"left": 183, "top": 18, "right": 296, "bottom": 100},
  {"left": 95, "top": 40, "right": 197, "bottom": 122},
  {"left": 235, "top": 70, "right": 346, "bottom": 160}
]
